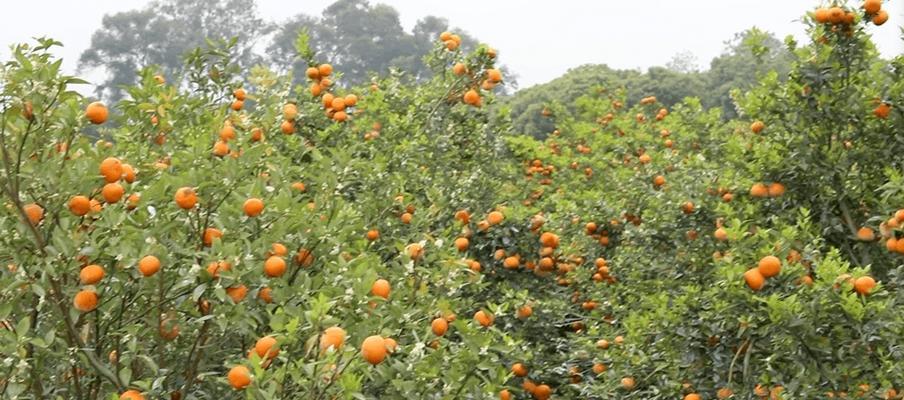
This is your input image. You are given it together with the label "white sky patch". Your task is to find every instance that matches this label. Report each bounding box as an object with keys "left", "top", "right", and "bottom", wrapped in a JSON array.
[{"left": 1, "top": 0, "right": 902, "bottom": 91}]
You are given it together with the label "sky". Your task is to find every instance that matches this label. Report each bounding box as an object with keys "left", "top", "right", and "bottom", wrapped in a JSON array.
[{"left": 0, "top": 0, "right": 902, "bottom": 90}]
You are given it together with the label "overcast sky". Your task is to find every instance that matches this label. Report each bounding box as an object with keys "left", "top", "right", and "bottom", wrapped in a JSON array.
[{"left": 1, "top": 0, "right": 902, "bottom": 90}]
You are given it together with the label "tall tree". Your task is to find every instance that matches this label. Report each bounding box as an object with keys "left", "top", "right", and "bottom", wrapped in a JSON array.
[{"left": 80, "top": 0, "right": 269, "bottom": 101}]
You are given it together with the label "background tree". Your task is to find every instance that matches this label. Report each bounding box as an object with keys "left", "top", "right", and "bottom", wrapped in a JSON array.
[{"left": 80, "top": 0, "right": 269, "bottom": 101}]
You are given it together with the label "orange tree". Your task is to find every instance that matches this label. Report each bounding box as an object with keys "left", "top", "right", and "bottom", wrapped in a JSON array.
[{"left": 2, "top": 1, "right": 904, "bottom": 399}]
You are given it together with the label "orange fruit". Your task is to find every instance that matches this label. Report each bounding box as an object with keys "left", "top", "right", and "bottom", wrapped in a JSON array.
[
  {"left": 263, "top": 256, "right": 286, "bottom": 277},
  {"left": 757, "top": 255, "right": 781, "bottom": 278},
  {"left": 102, "top": 183, "right": 125, "bottom": 203},
  {"left": 517, "top": 305, "right": 533, "bottom": 319},
  {"left": 206, "top": 260, "right": 231, "bottom": 278},
  {"left": 344, "top": 94, "right": 358, "bottom": 107},
  {"left": 684, "top": 394, "right": 701, "bottom": 400},
  {"left": 121, "top": 164, "right": 136, "bottom": 183},
  {"left": 814, "top": 8, "right": 830, "bottom": 23},
  {"left": 454, "top": 237, "right": 469, "bottom": 252},
  {"left": 401, "top": 212, "right": 413, "bottom": 224},
  {"left": 366, "top": 229, "right": 380, "bottom": 241},
  {"left": 280, "top": 120, "right": 295, "bottom": 134},
  {"left": 212, "top": 140, "right": 229, "bottom": 156},
  {"left": 258, "top": 287, "right": 273, "bottom": 303},
  {"left": 857, "top": 227, "right": 875, "bottom": 241},
  {"left": 750, "top": 183, "right": 768, "bottom": 197},
  {"left": 138, "top": 255, "right": 161, "bottom": 277},
  {"left": 503, "top": 255, "right": 520, "bottom": 269},
  {"left": 744, "top": 268, "right": 765, "bottom": 291},
  {"left": 751, "top": 120, "right": 765, "bottom": 133},
  {"left": 511, "top": 362, "right": 528, "bottom": 377},
  {"left": 318, "top": 64, "right": 333, "bottom": 77},
  {"left": 233, "top": 88, "right": 246, "bottom": 100},
  {"left": 291, "top": 182, "right": 306, "bottom": 192},
  {"left": 653, "top": 175, "right": 666, "bottom": 187},
  {"left": 621, "top": 377, "right": 636, "bottom": 390},
  {"left": 23, "top": 203, "right": 44, "bottom": 225},
  {"left": 431, "top": 317, "right": 449, "bottom": 336},
  {"left": 79, "top": 264, "right": 105, "bottom": 285},
  {"left": 253, "top": 336, "right": 279, "bottom": 359},
  {"left": 73, "top": 290, "right": 98, "bottom": 312},
  {"left": 227, "top": 285, "right": 248, "bottom": 302},
  {"left": 305, "top": 67, "right": 320, "bottom": 80},
  {"left": 99, "top": 157, "right": 123, "bottom": 183},
  {"left": 203, "top": 228, "right": 223, "bottom": 246},
  {"left": 767, "top": 182, "right": 785, "bottom": 197},
  {"left": 174, "top": 187, "right": 198, "bottom": 210},
  {"left": 406, "top": 243, "right": 424, "bottom": 260},
  {"left": 227, "top": 365, "right": 251, "bottom": 390},
  {"left": 474, "top": 310, "right": 494, "bottom": 327},
  {"left": 269, "top": 243, "right": 288, "bottom": 257},
  {"left": 69, "top": 195, "right": 91, "bottom": 216},
  {"left": 219, "top": 124, "right": 236, "bottom": 141},
  {"left": 714, "top": 227, "right": 728, "bottom": 241},
  {"left": 540, "top": 232, "right": 560, "bottom": 248},
  {"left": 384, "top": 337, "right": 398, "bottom": 353},
  {"left": 534, "top": 384, "right": 551, "bottom": 400},
  {"left": 487, "top": 211, "right": 505, "bottom": 225},
  {"left": 854, "top": 276, "right": 876, "bottom": 295},
  {"left": 119, "top": 390, "right": 145, "bottom": 400},
  {"left": 243, "top": 198, "right": 264, "bottom": 217},
  {"left": 486, "top": 68, "right": 502, "bottom": 83},
  {"left": 361, "top": 335, "right": 387, "bottom": 365},
  {"left": 371, "top": 278, "right": 391, "bottom": 299},
  {"left": 85, "top": 102, "right": 108, "bottom": 124},
  {"left": 463, "top": 89, "right": 481, "bottom": 106},
  {"left": 874, "top": 103, "right": 891, "bottom": 118},
  {"left": 320, "top": 326, "right": 346, "bottom": 352},
  {"left": 873, "top": 9, "right": 888, "bottom": 25},
  {"left": 452, "top": 63, "right": 467, "bottom": 76},
  {"left": 500, "top": 389, "right": 511, "bottom": 400},
  {"left": 717, "top": 387, "right": 733, "bottom": 399},
  {"left": 250, "top": 127, "right": 263, "bottom": 142}
]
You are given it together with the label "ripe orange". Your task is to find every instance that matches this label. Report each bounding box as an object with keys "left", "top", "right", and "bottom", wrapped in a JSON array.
[
  {"left": 857, "top": 227, "right": 875, "bottom": 241},
  {"left": 431, "top": 317, "right": 449, "bottom": 336},
  {"left": 714, "top": 227, "right": 728, "bottom": 241},
  {"left": 814, "top": 8, "right": 830, "bottom": 23},
  {"left": 138, "top": 255, "right": 161, "bottom": 277},
  {"left": 318, "top": 64, "right": 333, "bottom": 77},
  {"left": 69, "top": 195, "right": 91, "bottom": 216},
  {"left": 717, "top": 387, "right": 734, "bottom": 399},
  {"left": 253, "top": 336, "right": 279, "bottom": 359},
  {"left": 212, "top": 140, "right": 229, "bottom": 156},
  {"left": 873, "top": 9, "right": 888, "bottom": 25},
  {"left": 500, "top": 389, "right": 511, "bottom": 400},
  {"left": 219, "top": 124, "right": 236, "bottom": 141},
  {"left": 99, "top": 157, "right": 123, "bottom": 182},
  {"left": 486, "top": 68, "right": 502, "bottom": 83},
  {"left": 487, "top": 211, "right": 505, "bottom": 225},
  {"left": 121, "top": 164, "right": 136, "bottom": 183},
  {"left": 264, "top": 256, "right": 287, "bottom": 277},
  {"left": 270, "top": 243, "right": 288, "bottom": 257},
  {"left": 320, "top": 326, "right": 346, "bottom": 352},
  {"left": 684, "top": 394, "right": 701, "bottom": 400},
  {"left": 280, "top": 120, "right": 295, "bottom": 134},
  {"left": 463, "top": 89, "right": 481, "bottom": 106},
  {"left": 452, "top": 63, "right": 467, "bottom": 76},
  {"left": 291, "top": 182, "right": 306, "bottom": 192},
  {"left": 874, "top": 103, "right": 891, "bottom": 118},
  {"left": 511, "top": 362, "right": 528, "bottom": 377},
  {"left": 73, "top": 290, "right": 98, "bottom": 312},
  {"left": 854, "top": 276, "right": 876, "bottom": 295},
  {"left": 24, "top": 203, "right": 44, "bottom": 225},
  {"left": 102, "top": 183, "right": 125, "bottom": 203},
  {"left": 540, "top": 232, "right": 560, "bottom": 248},
  {"left": 533, "top": 384, "right": 551, "bottom": 400},
  {"left": 474, "top": 310, "right": 494, "bottom": 327},
  {"left": 206, "top": 260, "right": 231, "bottom": 278},
  {"left": 227, "top": 285, "right": 248, "bottom": 302},
  {"left": 174, "top": 187, "right": 198, "bottom": 210},
  {"left": 371, "top": 278, "right": 391, "bottom": 299},
  {"left": 517, "top": 305, "right": 533, "bottom": 319},
  {"left": 751, "top": 120, "right": 765, "bottom": 134},
  {"left": 203, "top": 228, "right": 223, "bottom": 246},
  {"left": 227, "top": 365, "right": 251, "bottom": 390},
  {"left": 653, "top": 175, "right": 666, "bottom": 187},
  {"left": 750, "top": 183, "right": 768, "bottom": 197},
  {"left": 383, "top": 337, "right": 398, "bottom": 353},
  {"left": 744, "top": 268, "right": 765, "bottom": 291},
  {"left": 258, "top": 287, "right": 273, "bottom": 303},
  {"left": 767, "top": 182, "right": 785, "bottom": 197},
  {"left": 233, "top": 88, "right": 246, "bottom": 101},
  {"left": 401, "top": 212, "right": 413, "bottom": 224},
  {"left": 503, "top": 256, "right": 520, "bottom": 269},
  {"left": 243, "top": 198, "right": 264, "bottom": 217},
  {"left": 621, "top": 377, "right": 636, "bottom": 390},
  {"left": 361, "top": 335, "right": 387, "bottom": 365},
  {"left": 757, "top": 255, "right": 781, "bottom": 278},
  {"left": 366, "top": 229, "right": 380, "bottom": 241},
  {"left": 119, "top": 390, "right": 145, "bottom": 400},
  {"left": 79, "top": 264, "right": 105, "bottom": 285},
  {"left": 85, "top": 102, "right": 108, "bottom": 124},
  {"left": 250, "top": 127, "right": 263, "bottom": 142},
  {"left": 454, "top": 237, "right": 469, "bottom": 251}
]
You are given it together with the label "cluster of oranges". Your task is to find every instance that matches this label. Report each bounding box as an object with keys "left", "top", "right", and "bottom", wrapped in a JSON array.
[
  {"left": 305, "top": 63, "right": 359, "bottom": 122},
  {"left": 439, "top": 31, "right": 463, "bottom": 51},
  {"left": 749, "top": 182, "right": 785, "bottom": 198},
  {"left": 230, "top": 87, "right": 246, "bottom": 111},
  {"left": 812, "top": 1, "right": 888, "bottom": 26}
]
